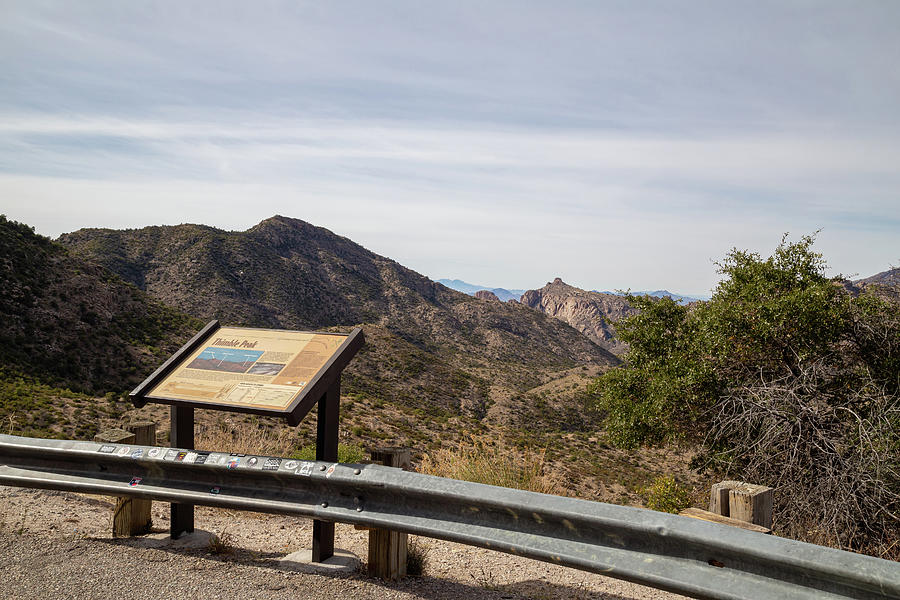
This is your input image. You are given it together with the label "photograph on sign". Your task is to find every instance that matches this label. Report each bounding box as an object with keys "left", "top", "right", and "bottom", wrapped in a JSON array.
[{"left": 146, "top": 327, "right": 348, "bottom": 411}]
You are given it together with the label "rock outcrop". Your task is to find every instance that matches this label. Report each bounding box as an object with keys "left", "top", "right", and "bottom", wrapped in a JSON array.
[
  {"left": 521, "top": 278, "right": 637, "bottom": 356},
  {"left": 474, "top": 290, "right": 500, "bottom": 301}
]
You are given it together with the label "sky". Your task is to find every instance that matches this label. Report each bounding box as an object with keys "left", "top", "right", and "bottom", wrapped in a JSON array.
[{"left": 1, "top": 1, "right": 898, "bottom": 295}]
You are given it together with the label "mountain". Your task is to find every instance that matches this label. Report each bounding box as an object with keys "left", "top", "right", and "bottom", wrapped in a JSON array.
[
  {"left": 59, "top": 216, "right": 617, "bottom": 420},
  {"left": 521, "top": 278, "right": 637, "bottom": 356},
  {"left": 437, "top": 279, "right": 526, "bottom": 302},
  {"left": 0, "top": 215, "right": 201, "bottom": 438},
  {"left": 852, "top": 267, "right": 900, "bottom": 301},
  {"left": 0, "top": 216, "right": 200, "bottom": 392},
  {"left": 596, "top": 290, "right": 709, "bottom": 305}
]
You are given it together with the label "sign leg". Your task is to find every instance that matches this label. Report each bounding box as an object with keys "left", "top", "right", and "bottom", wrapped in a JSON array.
[
  {"left": 170, "top": 405, "right": 195, "bottom": 539},
  {"left": 312, "top": 379, "right": 339, "bottom": 562}
]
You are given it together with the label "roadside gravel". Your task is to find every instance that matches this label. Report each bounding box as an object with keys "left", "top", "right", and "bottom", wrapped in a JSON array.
[{"left": 0, "top": 486, "right": 687, "bottom": 600}]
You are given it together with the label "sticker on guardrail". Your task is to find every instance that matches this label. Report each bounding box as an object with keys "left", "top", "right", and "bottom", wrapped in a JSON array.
[
  {"left": 283, "top": 460, "right": 298, "bottom": 471},
  {"left": 296, "top": 461, "right": 314, "bottom": 476},
  {"left": 206, "top": 453, "right": 227, "bottom": 465},
  {"left": 227, "top": 458, "right": 239, "bottom": 469},
  {"left": 194, "top": 452, "right": 210, "bottom": 464},
  {"left": 210, "top": 486, "right": 220, "bottom": 495},
  {"left": 246, "top": 457, "right": 259, "bottom": 468},
  {"left": 325, "top": 463, "right": 338, "bottom": 478},
  {"left": 183, "top": 452, "right": 198, "bottom": 463},
  {"left": 147, "top": 448, "right": 162, "bottom": 459},
  {"left": 164, "top": 449, "right": 178, "bottom": 461},
  {"left": 129, "top": 477, "right": 142, "bottom": 486},
  {"left": 174, "top": 452, "right": 188, "bottom": 462},
  {"left": 262, "top": 458, "right": 281, "bottom": 471},
  {"left": 98, "top": 445, "right": 115, "bottom": 453},
  {"left": 131, "top": 449, "right": 144, "bottom": 459},
  {"left": 116, "top": 446, "right": 131, "bottom": 457}
]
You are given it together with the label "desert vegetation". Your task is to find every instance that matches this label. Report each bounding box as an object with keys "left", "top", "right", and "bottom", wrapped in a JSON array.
[
  {"left": 420, "top": 439, "right": 563, "bottom": 495},
  {"left": 588, "top": 235, "right": 900, "bottom": 557}
]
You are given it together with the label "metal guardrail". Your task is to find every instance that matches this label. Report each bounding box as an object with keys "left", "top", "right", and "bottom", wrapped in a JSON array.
[{"left": 0, "top": 434, "right": 897, "bottom": 600}]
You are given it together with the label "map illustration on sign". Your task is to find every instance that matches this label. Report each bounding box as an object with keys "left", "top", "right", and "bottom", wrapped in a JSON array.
[
  {"left": 187, "top": 348, "right": 265, "bottom": 373},
  {"left": 143, "top": 326, "right": 354, "bottom": 412}
]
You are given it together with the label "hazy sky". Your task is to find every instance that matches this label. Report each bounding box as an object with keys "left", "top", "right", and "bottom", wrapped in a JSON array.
[{"left": 2, "top": 1, "right": 898, "bottom": 294}]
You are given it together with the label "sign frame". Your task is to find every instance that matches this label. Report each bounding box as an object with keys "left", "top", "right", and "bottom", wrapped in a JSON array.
[
  {"left": 130, "top": 320, "right": 364, "bottom": 426},
  {"left": 129, "top": 320, "right": 363, "bottom": 559}
]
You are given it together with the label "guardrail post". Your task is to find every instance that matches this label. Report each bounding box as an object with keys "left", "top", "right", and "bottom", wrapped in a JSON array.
[
  {"left": 125, "top": 421, "right": 155, "bottom": 534},
  {"left": 709, "top": 480, "right": 774, "bottom": 529},
  {"left": 94, "top": 428, "right": 145, "bottom": 536},
  {"left": 368, "top": 447, "right": 410, "bottom": 580}
]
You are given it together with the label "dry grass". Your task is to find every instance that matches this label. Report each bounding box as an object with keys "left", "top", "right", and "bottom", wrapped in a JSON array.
[
  {"left": 406, "top": 536, "right": 430, "bottom": 576},
  {"left": 195, "top": 417, "right": 298, "bottom": 457},
  {"left": 419, "top": 439, "right": 564, "bottom": 495}
]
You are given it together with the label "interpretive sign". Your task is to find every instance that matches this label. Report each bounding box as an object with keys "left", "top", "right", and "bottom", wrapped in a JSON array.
[
  {"left": 130, "top": 320, "right": 362, "bottom": 556},
  {"left": 131, "top": 321, "right": 363, "bottom": 425}
]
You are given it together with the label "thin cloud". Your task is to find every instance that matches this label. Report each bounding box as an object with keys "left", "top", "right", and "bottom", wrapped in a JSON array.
[{"left": 1, "top": 2, "right": 899, "bottom": 292}]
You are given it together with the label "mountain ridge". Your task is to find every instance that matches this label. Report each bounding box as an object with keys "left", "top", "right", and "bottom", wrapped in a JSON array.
[{"left": 59, "top": 215, "right": 618, "bottom": 421}]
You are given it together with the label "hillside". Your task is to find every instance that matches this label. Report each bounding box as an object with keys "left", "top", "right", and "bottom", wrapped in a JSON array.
[
  {"left": 0, "top": 214, "right": 697, "bottom": 506},
  {"left": 520, "top": 278, "right": 637, "bottom": 356},
  {"left": 0, "top": 216, "right": 201, "bottom": 437},
  {"left": 853, "top": 267, "right": 900, "bottom": 301},
  {"left": 58, "top": 216, "right": 617, "bottom": 420}
]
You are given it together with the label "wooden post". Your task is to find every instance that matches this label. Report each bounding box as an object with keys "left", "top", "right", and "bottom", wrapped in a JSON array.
[
  {"left": 709, "top": 480, "right": 740, "bottom": 517},
  {"left": 368, "top": 447, "right": 410, "bottom": 581},
  {"left": 94, "top": 428, "right": 142, "bottom": 537},
  {"left": 124, "top": 421, "right": 156, "bottom": 535},
  {"left": 709, "top": 480, "right": 774, "bottom": 529},
  {"left": 728, "top": 483, "right": 774, "bottom": 529}
]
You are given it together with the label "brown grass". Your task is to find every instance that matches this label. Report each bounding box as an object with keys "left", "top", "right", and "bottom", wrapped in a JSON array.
[
  {"left": 419, "top": 439, "right": 564, "bottom": 495},
  {"left": 194, "top": 417, "right": 298, "bottom": 457}
]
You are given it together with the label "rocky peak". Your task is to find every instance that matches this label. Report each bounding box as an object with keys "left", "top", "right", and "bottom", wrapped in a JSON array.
[
  {"left": 521, "top": 279, "right": 637, "bottom": 355},
  {"left": 474, "top": 290, "right": 500, "bottom": 301}
]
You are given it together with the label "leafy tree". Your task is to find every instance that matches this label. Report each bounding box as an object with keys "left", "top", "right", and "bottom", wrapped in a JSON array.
[{"left": 589, "top": 235, "right": 900, "bottom": 556}]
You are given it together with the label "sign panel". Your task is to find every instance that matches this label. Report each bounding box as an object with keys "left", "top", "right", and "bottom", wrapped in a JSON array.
[
  {"left": 147, "top": 327, "right": 347, "bottom": 411},
  {"left": 130, "top": 321, "right": 363, "bottom": 423}
]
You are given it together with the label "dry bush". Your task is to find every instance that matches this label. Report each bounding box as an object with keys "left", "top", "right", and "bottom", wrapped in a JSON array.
[
  {"left": 406, "top": 537, "right": 430, "bottom": 576},
  {"left": 195, "top": 417, "right": 298, "bottom": 457},
  {"left": 702, "top": 361, "right": 900, "bottom": 559},
  {"left": 419, "top": 439, "right": 564, "bottom": 495}
]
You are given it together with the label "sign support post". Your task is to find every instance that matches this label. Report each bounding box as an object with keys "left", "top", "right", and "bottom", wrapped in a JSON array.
[
  {"left": 312, "top": 379, "right": 340, "bottom": 561},
  {"left": 170, "top": 405, "right": 195, "bottom": 538}
]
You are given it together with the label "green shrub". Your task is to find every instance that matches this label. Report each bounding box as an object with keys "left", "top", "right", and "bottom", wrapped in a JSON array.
[{"left": 643, "top": 475, "right": 691, "bottom": 514}]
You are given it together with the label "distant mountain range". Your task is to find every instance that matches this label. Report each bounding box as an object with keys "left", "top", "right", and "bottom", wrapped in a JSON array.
[
  {"left": 436, "top": 279, "right": 526, "bottom": 302},
  {"left": 437, "top": 278, "right": 708, "bottom": 305}
]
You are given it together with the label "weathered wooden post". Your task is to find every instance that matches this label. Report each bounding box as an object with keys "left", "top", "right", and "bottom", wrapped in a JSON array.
[
  {"left": 709, "top": 480, "right": 740, "bottom": 517},
  {"left": 728, "top": 482, "right": 773, "bottom": 529},
  {"left": 709, "top": 480, "right": 773, "bottom": 529},
  {"left": 368, "top": 447, "right": 410, "bottom": 580},
  {"left": 93, "top": 423, "right": 155, "bottom": 536},
  {"left": 125, "top": 421, "right": 155, "bottom": 534}
]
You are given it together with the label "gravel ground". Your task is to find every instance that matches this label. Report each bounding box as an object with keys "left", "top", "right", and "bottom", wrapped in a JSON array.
[{"left": 0, "top": 486, "right": 687, "bottom": 600}]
